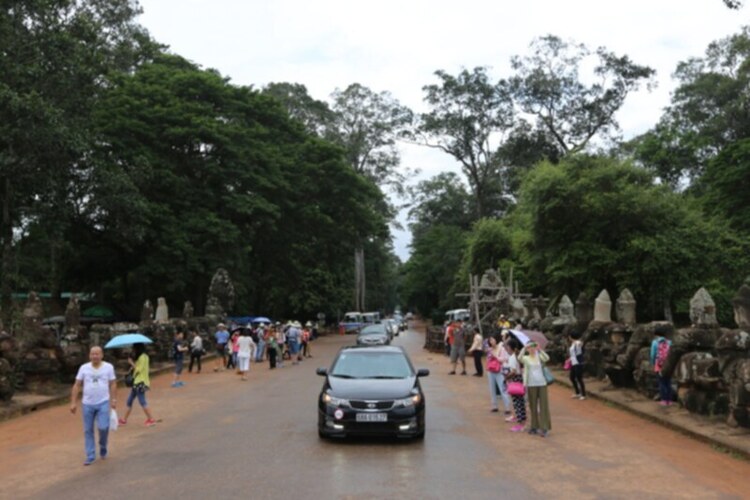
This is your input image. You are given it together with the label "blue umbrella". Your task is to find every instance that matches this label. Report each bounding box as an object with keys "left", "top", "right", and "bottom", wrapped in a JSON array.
[
  {"left": 252, "top": 317, "right": 272, "bottom": 324},
  {"left": 104, "top": 333, "right": 154, "bottom": 349}
]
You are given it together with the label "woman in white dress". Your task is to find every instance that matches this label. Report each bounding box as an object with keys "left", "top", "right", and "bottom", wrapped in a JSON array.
[{"left": 236, "top": 331, "right": 256, "bottom": 381}]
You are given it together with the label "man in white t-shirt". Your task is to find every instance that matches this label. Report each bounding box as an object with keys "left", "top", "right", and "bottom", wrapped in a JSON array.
[{"left": 70, "top": 346, "right": 117, "bottom": 466}]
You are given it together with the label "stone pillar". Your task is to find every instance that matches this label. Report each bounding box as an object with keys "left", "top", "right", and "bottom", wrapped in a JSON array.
[
  {"left": 690, "top": 288, "right": 718, "bottom": 328},
  {"left": 616, "top": 289, "right": 637, "bottom": 326},
  {"left": 575, "top": 292, "right": 593, "bottom": 325},
  {"left": 155, "top": 297, "right": 169, "bottom": 324},
  {"left": 594, "top": 290, "right": 612, "bottom": 323}
]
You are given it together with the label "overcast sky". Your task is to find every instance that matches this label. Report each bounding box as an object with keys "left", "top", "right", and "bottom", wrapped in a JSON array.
[{"left": 137, "top": 0, "right": 747, "bottom": 260}]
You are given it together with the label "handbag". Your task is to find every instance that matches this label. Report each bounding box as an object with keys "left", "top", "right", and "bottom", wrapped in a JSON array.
[
  {"left": 487, "top": 356, "right": 501, "bottom": 373},
  {"left": 507, "top": 381, "right": 525, "bottom": 396},
  {"left": 124, "top": 369, "right": 134, "bottom": 388},
  {"left": 564, "top": 358, "right": 572, "bottom": 371},
  {"left": 543, "top": 365, "right": 555, "bottom": 385}
]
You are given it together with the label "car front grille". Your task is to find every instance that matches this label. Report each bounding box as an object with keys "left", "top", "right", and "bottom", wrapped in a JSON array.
[{"left": 350, "top": 400, "right": 394, "bottom": 410}]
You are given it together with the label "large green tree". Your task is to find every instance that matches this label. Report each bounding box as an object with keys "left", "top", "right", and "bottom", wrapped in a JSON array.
[
  {"left": 0, "top": 0, "right": 154, "bottom": 321},
  {"left": 516, "top": 155, "right": 744, "bottom": 320},
  {"left": 510, "top": 35, "right": 655, "bottom": 156},
  {"left": 633, "top": 26, "right": 750, "bottom": 185},
  {"left": 418, "top": 67, "right": 515, "bottom": 218}
]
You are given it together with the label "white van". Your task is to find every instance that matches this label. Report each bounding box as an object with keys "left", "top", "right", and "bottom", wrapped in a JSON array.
[{"left": 444, "top": 309, "right": 470, "bottom": 324}]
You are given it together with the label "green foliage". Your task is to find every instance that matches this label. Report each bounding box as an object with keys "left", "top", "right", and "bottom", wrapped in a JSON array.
[
  {"left": 401, "top": 224, "right": 468, "bottom": 317},
  {"left": 699, "top": 138, "right": 750, "bottom": 234},
  {"left": 418, "top": 67, "right": 514, "bottom": 218},
  {"left": 633, "top": 26, "right": 750, "bottom": 183},
  {"left": 510, "top": 35, "right": 655, "bottom": 155},
  {"left": 463, "top": 219, "right": 513, "bottom": 277},
  {"left": 515, "top": 155, "right": 744, "bottom": 320}
]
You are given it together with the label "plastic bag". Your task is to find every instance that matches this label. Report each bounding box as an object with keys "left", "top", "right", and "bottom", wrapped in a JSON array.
[{"left": 110, "top": 408, "right": 119, "bottom": 431}]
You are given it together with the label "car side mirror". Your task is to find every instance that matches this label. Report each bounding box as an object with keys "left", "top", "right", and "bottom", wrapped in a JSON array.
[
  {"left": 316, "top": 367, "right": 328, "bottom": 376},
  {"left": 417, "top": 368, "right": 430, "bottom": 377}
]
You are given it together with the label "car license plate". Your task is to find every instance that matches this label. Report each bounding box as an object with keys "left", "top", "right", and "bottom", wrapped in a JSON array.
[{"left": 356, "top": 413, "right": 387, "bottom": 422}]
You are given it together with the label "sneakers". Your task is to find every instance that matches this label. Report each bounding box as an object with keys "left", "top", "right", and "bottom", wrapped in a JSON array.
[
  {"left": 83, "top": 458, "right": 95, "bottom": 466},
  {"left": 460, "top": 371, "right": 467, "bottom": 376},
  {"left": 505, "top": 415, "right": 516, "bottom": 422},
  {"left": 539, "top": 430, "right": 549, "bottom": 438},
  {"left": 510, "top": 424, "right": 525, "bottom": 432},
  {"left": 571, "top": 394, "right": 580, "bottom": 399},
  {"left": 578, "top": 396, "right": 586, "bottom": 400},
  {"left": 117, "top": 418, "right": 127, "bottom": 425},
  {"left": 490, "top": 408, "right": 499, "bottom": 413},
  {"left": 145, "top": 418, "right": 156, "bottom": 427},
  {"left": 528, "top": 428, "right": 538, "bottom": 435}
]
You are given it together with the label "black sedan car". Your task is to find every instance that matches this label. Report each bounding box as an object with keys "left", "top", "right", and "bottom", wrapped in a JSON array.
[
  {"left": 317, "top": 346, "right": 428, "bottom": 439},
  {"left": 356, "top": 323, "right": 390, "bottom": 346}
]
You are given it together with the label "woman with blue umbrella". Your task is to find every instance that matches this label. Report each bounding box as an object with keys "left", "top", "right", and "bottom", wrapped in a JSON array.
[{"left": 117, "top": 343, "right": 157, "bottom": 427}]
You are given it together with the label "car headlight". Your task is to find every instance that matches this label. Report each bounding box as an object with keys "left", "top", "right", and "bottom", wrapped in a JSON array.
[
  {"left": 395, "top": 394, "right": 421, "bottom": 407},
  {"left": 322, "top": 393, "right": 350, "bottom": 407}
]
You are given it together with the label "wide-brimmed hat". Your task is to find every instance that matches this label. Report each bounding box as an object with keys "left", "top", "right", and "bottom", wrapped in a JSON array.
[{"left": 292, "top": 321, "right": 302, "bottom": 328}]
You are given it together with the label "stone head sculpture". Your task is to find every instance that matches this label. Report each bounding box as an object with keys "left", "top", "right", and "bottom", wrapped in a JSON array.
[{"left": 732, "top": 284, "right": 750, "bottom": 329}]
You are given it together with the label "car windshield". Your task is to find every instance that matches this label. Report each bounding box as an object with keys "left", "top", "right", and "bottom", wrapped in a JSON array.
[
  {"left": 331, "top": 351, "right": 413, "bottom": 379},
  {"left": 359, "top": 325, "right": 386, "bottom": 335}
]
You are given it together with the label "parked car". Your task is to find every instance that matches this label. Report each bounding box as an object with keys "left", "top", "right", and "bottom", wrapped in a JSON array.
[
  {"left": 356, "top": 324, "right": 390, "bottom": 346},
  {"left": 316, "top": 345, "right": 429, "bottom": 439}
]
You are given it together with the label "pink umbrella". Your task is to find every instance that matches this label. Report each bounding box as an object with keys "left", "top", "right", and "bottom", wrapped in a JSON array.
[{"left": 509, "top": 329, "right": 549, "bottom": 349}]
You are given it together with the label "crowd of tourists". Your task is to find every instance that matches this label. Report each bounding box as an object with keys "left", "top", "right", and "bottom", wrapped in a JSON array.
[
  {"left": 69, "top": 319, "right": 317, "bottom": 465},
  {"left": 445, "top": 314, "right": 676, "bottom": 440},
  {"left": 443, "top": 315, "right": 581, "bottom": 439}
]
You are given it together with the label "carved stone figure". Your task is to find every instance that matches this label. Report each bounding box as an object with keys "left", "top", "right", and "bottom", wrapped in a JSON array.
[
  {"left": 155, "top": 297, "right": 169, "bottom": 323},
  {"left": 511, "top": 298, "right": 527, "bottom": 321},
  {"left": 183, "top": 301, "right": 194, "bottom": 319},
  {"left": 208, "top": 268, "right": 236, "bottom": 314},
  {"left": 616, "top": 289, "right": 637, "bottom": 325},
  {"left": 575, "top": 292, "right": 593, "bottom": 326},
  {"left": 731, "top": 284, "right": 750, "bottom": 329},
  {"left": 594, "top": 290, "right": 612, "bottom": 323},
  {"left": 690, "top": 287, "right": 718, "bottom": 328},
  {"left": 141, "top": 300, "right": 154, "bottom": 325},
  {"left": 64, "top": 296, "right": 81, "bottom": 336}
]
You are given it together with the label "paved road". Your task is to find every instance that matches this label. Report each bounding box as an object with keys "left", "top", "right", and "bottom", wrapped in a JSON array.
[{"left": 0, "top": 326, "right": 748, "bottom": 499}]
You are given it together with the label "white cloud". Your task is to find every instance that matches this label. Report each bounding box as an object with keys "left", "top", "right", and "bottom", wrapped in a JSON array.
[{"left": 137, "top": 0, "right": 748, "bottom": 259}]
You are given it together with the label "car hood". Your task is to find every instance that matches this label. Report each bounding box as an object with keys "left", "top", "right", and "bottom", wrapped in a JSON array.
[{"left": 327, "top": 377, "right": 417, "bottom": 400}]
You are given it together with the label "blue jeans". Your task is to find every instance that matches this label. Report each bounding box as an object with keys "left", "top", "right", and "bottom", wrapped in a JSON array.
[
  {"left": 255, "top": 339, "right": 265, "bottom": 362},
  {"left": 126, "top": 387, "right": 148, "bottom": 408},
  {"left": 488, "top": 371, "right": 511, "bottom": 411},
  {"left": 82, "top": 400, "right": 110, "bottom": 462},
  {"left": 658, "top": 374, "right": 672, "bottom": 402}
]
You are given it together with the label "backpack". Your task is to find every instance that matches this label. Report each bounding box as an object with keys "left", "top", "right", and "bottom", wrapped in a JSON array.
[{"left": 655, "top": 340, "right": 670, "bottom": 372}]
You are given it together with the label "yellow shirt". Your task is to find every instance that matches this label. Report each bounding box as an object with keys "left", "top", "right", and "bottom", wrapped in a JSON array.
[{"left": 134, "top": 353, "right": 150, "bottom": 387}]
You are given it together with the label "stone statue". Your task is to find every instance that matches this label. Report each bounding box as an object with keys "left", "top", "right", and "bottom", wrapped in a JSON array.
[
  {"left": 155, "top": 297, "right": 169, "bottom": 323},
  {"left": 183, "top": 301, "right": 194, "bottom": 319},
  {"left": 593, "top": 290, "right": 612, "bottom": 323},
  {"left": 18, "top": 292, "right": 61, "bottom": 394},
  {"left": 204, "top": 296, "right": 224, "bottom": 324},
  {"left": 575, "top": 292, "right": 593, "bottom": 326},
  {"left": 64, "top": 296, "right": 81, "bottom": 336},
  {"left": 731, "top": 284, "right": 750, "bottom": 329},
  {"left": 511, "top": 298, "right": 527, "bottom": 321},
  {"left": 208, "top": 268, "right": 236, "bottom": 314},
  {"left": 690, "top": 288, "right": 718, "bottom": 328},
  {"left": 616, "top": 289, "right": 637, "bottom": 325},
  {"left": 140, "top": 300, "right": 154, "bottom": 325}
]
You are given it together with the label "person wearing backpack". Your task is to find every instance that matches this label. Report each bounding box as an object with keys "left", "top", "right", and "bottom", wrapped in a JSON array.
[{"left": 650, "top": 327, "right": 673, "bottom": 406}]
